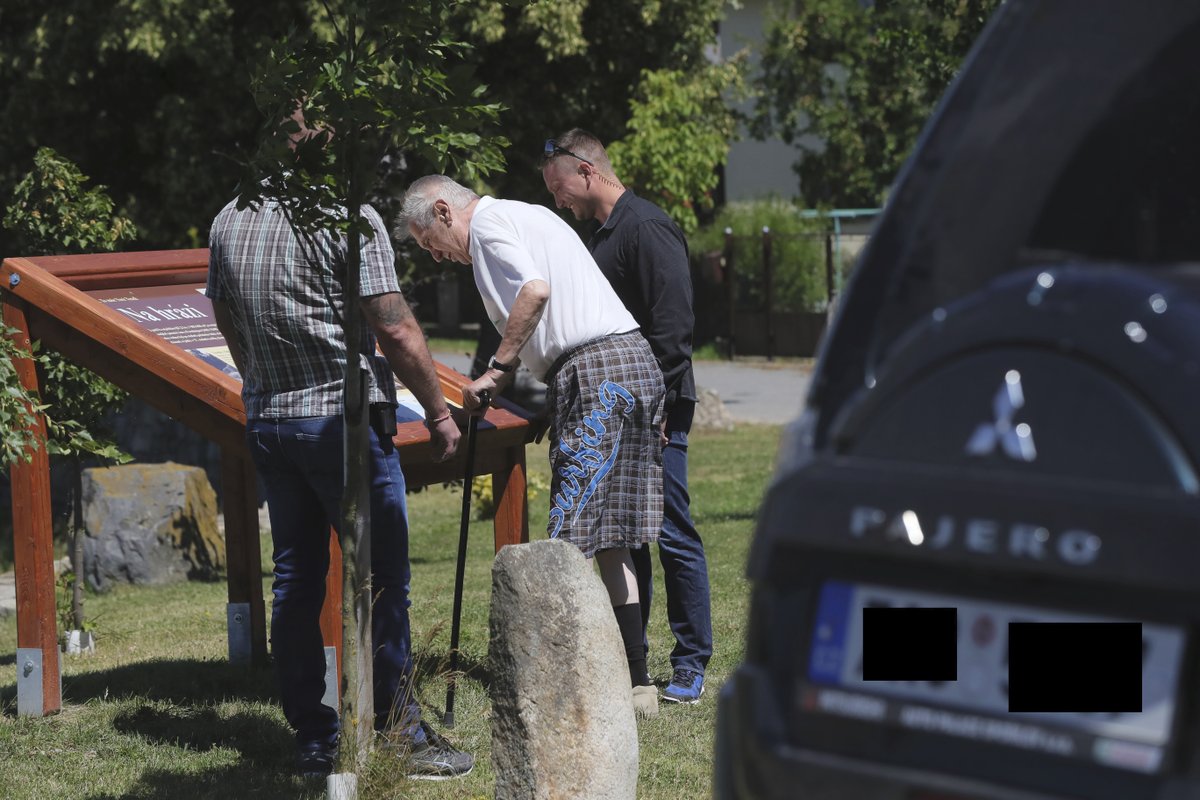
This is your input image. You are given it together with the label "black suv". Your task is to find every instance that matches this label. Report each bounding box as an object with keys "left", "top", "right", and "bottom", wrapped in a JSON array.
[{"left": 716, "top": 2, "right": 1200, "bottom": 799}]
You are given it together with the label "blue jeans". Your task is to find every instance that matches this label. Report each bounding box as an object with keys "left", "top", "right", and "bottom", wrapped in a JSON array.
[
  {"left": 634, "top": 400, "right": 713, "bottom": 676},
  {"left": 247, "top": 415, "right": 422, "bottom": 749}
]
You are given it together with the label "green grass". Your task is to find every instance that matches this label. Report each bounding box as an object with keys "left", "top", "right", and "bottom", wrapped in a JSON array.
[
  {"left": 0, "top": 424, "right": 782, "bottom": 799},
  {"left": 692, "top": 342, "right": 726, "bottom": 361},
  {"left": 691, "top": 342, "right": 815, "bottom": 370},
  {"left": 423, "top": 336, "right": 478, "bottom": 358}
]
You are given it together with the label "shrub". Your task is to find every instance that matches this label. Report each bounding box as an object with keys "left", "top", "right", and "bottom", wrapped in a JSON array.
[
  {"left": 690, "top": 199, "right": 831, "bottom": 312},
  {"left": 2, "top": 147, "right": 134, "bottom": 465},
  {"left": 471, "top": 471, "right": 551, "bottom": 521}
]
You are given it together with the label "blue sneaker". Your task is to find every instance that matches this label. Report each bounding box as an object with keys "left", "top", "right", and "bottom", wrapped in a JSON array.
[{"left": 662, "top": 668, "right": 705, "bottom": 704}]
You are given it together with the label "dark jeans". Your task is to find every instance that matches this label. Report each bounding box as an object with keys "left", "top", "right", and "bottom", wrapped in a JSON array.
[
  {"left": 634, "top": 400, "right": 713, "bottom": 676},
  {"left": 247, "top": 414, "right": 422, "bottom": 749}
]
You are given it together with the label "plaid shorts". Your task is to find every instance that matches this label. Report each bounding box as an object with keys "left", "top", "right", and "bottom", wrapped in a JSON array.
[{"left": 544, "top": 332, "right": 665, "bottom": 556}]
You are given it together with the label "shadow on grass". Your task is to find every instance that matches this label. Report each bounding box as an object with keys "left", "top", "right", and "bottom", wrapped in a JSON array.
[
  {"left": 83, "top": 762, "right": 322, "bottom": 800},
  {"left": 413, "top": 648, "right": 491, "bottom": 690},
  {"left": 0, "top": 658, "right": 278, "bottom": 714},
  {"left": 0, "top": 650, "right": 481, "bottom": 797},
  {"left": 111, "top": 704, "right": 289, "bottom": 760},
  {"left": 1, "top": 651, "right": 490, "bottom": 712}
]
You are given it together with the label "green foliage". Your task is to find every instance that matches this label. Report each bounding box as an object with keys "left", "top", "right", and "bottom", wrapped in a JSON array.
[
  {"left": 236, "top": 0, "right": 508, "bottom": 242},
  {"left": 754, "top": 0, "right": 1000, "bottom": 207},
  {"left": 3, "top": 148, "right": 137, "bottom": 254},
  {"left": 3, "top": 147, "right": 134, "bottom": 465},
  {"left": 56, "top": 569, "right": 100, "bottom": 637},
  {"left": 520, "top": 0, "right": 590, "bottom": 57},
  {"left": 0, "top": 2, "right": 314, "bottom": 254},
  {"left": 0, "top": 331, "right": 47, "bottom": 470},
  {"left": 1, "top": 1, "right": 738, "bottom": 284},
  {"left": 470, "top": 470, "right": 550, "bottom": 520},
  {"left": 608, "top": 61, "right": 745, "bottom": 235},
  {"left": 691, "top": 199, "right": 831, "bottom": 312},
  {"left": 395, "top": 0, "right": 739, "bottom": 279},
  {"left": 447, "top": 0, "right": 734, "bottom": 207},
  {"left": 38, "top": 353, "right": 131, "bottom": 464}
]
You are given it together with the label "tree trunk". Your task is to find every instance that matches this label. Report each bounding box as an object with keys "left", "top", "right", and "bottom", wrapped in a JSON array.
[{"left": 337, "top": 105, "right": 375, "bottom": 774}]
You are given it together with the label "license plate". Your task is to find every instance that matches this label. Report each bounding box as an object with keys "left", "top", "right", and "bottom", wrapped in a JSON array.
[{"left": 806, "top": 580, "right": 1186, "bottom": 771}]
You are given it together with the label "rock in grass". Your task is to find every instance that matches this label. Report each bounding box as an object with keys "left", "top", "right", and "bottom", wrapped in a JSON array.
[
  {"left": 489, "top": 539, "right": 638, "bottom": 800},
  {"left": 82, "top": 462, "right": 225, "bottom": 592},
  {"left": 694, "top": 386, "right": 735, "bottom": 431}
]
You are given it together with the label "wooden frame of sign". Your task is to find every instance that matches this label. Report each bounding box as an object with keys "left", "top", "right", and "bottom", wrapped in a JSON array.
[{"left": 1, "top": 249, "right": 532, "bottom": 717}]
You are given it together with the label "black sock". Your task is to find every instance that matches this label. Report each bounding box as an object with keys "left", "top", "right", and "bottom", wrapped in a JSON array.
[{"left": 613, "top": 602, "right": 650, "bottom": 686}]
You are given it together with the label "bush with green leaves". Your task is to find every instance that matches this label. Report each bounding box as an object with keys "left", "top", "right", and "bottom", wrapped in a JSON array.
[
  {"left": 3, "top": 146, "right": 135, "bottom": 634},
  {"left": 0, "top": 332, "right": 47, "bottom": 469},
  {"left": 753, "top": 0, "right": 1000, "bottom": 207},
  {"left": 3, "top": 146, "right": 134, "bottom": 466},
  {"left": 690, "top": 199, "right": 831, "bottom": 312},
  {"left": 608, "top": 60, "right": 745, "bottom": 236}
]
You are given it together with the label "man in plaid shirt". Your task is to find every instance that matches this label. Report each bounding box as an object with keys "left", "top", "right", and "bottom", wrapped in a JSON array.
[{"left": 207, "top": 124, "right": 474, "bottom": 779}]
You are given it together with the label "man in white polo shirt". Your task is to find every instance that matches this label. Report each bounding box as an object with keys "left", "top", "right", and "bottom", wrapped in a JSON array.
[{"left": 397, "top": 174, "right": 665, "bottom": 719}]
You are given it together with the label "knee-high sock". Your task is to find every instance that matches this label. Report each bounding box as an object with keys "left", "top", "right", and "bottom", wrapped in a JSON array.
[{"left": 614, "top": 602, "right": 650, "bottom": 686}]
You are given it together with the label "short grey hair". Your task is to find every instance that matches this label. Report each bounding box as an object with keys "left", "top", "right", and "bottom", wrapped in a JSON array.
[{"left": 395, "top": 175, "right": 479, "bottom": 239}]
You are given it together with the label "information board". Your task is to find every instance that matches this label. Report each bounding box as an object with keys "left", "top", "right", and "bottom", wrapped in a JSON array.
[{"left": 3, "top": 249, "right": 531, "bottom": 718}]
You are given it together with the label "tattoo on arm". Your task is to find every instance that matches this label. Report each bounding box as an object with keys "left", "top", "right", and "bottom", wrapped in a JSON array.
[{"left": 364, "top": 292, "right": 414, "bottom": 328}]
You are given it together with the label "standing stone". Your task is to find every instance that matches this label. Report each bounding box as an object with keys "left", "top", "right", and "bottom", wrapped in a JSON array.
[
  {"left": 694, "top": 386, "right": 736, "bottom": 432},
  {"left": 490, "top": 539, "right": 638, "bottom": 800},
  {"left": 82, "top": 462, "right": 225, "bottom": 592}
]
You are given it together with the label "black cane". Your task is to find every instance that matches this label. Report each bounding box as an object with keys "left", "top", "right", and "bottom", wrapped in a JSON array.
[{"left": 444, "top": 389, "right": 490, "bottom": 729}]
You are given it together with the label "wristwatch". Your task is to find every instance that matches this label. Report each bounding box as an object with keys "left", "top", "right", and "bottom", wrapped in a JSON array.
[{"left": 488, "top": 355, "right": 516, "bottom": 373}]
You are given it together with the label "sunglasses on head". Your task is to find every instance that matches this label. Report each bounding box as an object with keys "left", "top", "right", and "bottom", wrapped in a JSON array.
[{"left": 543, "top": 139, "right": 592, "bottom": 165}]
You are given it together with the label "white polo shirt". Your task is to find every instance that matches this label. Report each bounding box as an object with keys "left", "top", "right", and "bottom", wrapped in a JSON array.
[{"left": 469, "top": 197, "right": 637, "bottom": 380}]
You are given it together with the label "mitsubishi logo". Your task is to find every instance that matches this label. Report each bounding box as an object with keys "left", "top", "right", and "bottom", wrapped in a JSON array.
[{"left": 965, "top": 370, "right": 1037, "bottom": 462}]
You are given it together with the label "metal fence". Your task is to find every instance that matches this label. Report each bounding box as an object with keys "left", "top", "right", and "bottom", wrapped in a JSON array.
[{"left": 695, "top": 210, "right": 880, "bottom": 360}]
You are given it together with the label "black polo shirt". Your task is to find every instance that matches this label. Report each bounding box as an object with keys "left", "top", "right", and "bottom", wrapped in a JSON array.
[{"left": 587, "top": 190, "right": 697, "bottom": 409}]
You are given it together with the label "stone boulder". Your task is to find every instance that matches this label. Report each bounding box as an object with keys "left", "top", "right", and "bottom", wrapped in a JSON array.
[
  {"left": 694, "top": 386, "right": 736, "bottom": 431},
  {"left": 82, "top": 462, "right": 225, "bottom": 592},
  {"left": 490, "top": 539, "right": 638, "bottom": 800}
]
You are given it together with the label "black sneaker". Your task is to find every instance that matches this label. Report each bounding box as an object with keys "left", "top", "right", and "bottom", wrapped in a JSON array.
[
  {"left": 390, "top": 721, "right": 475, "bottom": 780},
  {"left": 296, "top": 742, "right": 338, "bottom": 778}
]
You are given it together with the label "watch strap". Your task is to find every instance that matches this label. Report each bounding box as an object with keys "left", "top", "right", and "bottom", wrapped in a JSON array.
[{"left": 488, "top": 356, "right": 516, "bottom": 373}]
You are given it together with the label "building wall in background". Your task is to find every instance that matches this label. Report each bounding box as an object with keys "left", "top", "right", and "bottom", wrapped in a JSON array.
[{"left": 719, "top": 0, "right": 804, "bottom": 201}]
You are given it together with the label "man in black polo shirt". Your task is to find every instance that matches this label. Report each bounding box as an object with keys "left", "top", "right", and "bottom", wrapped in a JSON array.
[{"left": 541, "top": 128, "right": 713, "bottom": 704}]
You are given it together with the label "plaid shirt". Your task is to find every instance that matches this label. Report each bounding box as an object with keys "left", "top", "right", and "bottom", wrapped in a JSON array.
[{"left": 207, "top": 197, "right": 400, "bottom": 419}]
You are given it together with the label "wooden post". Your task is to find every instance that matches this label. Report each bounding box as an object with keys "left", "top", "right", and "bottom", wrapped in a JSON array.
[
  {"left": 491, "top": 445, "right": 529, "bottom": 551},
  {"left": 762, "top": 226, "right": 775, "bottom": 362},
  {"left": 2, "top": 293, "right": 61, "bottom": 716},
  {"left": 219, "top": 450, "right": 268, "bottom": 665},
  {"left": 321, "top": 530, "right": 344, "bottom": 707},
  {"left": 723, "top": 228, "right": 736, "bottom": 360}
]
